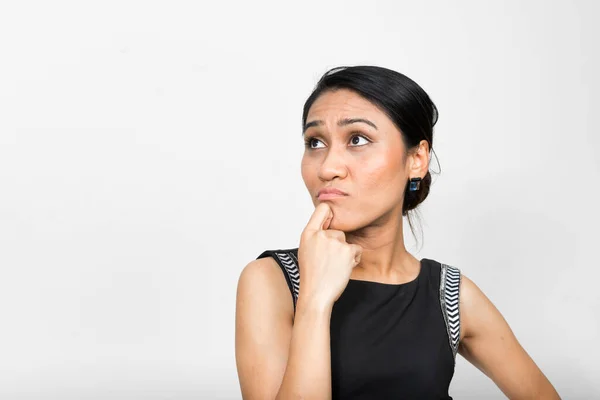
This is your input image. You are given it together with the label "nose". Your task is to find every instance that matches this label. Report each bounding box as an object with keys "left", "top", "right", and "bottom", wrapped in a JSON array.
[{"left": 318, "top": 146, "right": 348, "bottom": 182}]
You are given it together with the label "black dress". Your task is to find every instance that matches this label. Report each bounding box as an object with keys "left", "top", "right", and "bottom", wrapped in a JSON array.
[{"left": 257, "top": 248, "right": 462, "bottom": 400}]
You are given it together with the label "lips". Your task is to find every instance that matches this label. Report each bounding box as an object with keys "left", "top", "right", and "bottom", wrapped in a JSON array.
[{"left": 317, "top": 187, "right": 348, "bottom": 197}]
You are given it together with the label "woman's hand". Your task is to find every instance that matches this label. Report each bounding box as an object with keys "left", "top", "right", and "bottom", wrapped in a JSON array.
[{"left": 297, "top": 202, "right": 363, "bottom": 307}]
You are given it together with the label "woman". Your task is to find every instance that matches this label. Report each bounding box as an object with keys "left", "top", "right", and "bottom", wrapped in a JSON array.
[{"left": 235, "top": 66, "right": 560, "bottom": 399}]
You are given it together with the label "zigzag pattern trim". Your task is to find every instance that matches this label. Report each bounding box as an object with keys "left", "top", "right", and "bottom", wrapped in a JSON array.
[
  {"left": 439, "top": 263, "right": 461, "bottom": 360},
  {"left": 274, "top": 251, "right": 300, "bottom": 308}
]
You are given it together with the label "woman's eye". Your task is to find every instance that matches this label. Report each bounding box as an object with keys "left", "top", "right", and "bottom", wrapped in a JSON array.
[
  {"left": 349, "top": 135, "right": 369, "bottom": 146},
  {"left": 304, "top": 135, "right": 370, "bottom": 149},
  {"left": 305, "top": 137, "right": 325, "bottom": 149}
]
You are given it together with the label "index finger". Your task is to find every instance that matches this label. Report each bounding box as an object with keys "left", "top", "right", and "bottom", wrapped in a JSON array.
[{"left": 304, "top": 202, "right": 333, "bottom": 232}]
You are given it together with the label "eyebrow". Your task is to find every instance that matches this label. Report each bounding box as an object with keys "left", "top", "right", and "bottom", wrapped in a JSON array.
[{"left": 302, "top": 118, "right": 378, "bottom": 134}]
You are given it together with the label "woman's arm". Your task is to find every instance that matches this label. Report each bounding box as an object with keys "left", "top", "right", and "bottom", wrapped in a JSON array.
[
  {"left": 235, "top": 257, "right": 333, "bottom": 400},
  {"left": 458, "top": 274, "right": 561, "bottom": 399}
]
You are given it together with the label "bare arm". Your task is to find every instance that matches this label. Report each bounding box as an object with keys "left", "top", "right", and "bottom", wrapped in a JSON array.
[
  {"left": 458, "top": 274, "right": 561, "bottom": 399},
  {"left": 235, "top": 257, "right": 333, "bottom": 400}
]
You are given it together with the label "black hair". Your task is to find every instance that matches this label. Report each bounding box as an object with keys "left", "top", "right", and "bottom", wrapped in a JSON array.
[{"left": 302, "top": 65, "right": 441, "bottom": 246}]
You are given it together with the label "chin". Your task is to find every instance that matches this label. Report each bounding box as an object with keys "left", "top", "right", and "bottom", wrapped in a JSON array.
[
  {"left": 316, "top": 202, "right": 370, "bottom": 232},
  {"left": 328, "top": 216, "right": 361, "bottom": 233}
]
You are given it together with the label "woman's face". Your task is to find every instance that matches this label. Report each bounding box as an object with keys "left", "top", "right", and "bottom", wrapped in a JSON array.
[{"left": 301, "top": 88, "right": 414, "bottom": 232}]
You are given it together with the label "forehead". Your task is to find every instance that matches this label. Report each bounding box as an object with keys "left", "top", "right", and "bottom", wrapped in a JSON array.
[{"left": 306, "top": 89, "right": 385, "bottom": 120}]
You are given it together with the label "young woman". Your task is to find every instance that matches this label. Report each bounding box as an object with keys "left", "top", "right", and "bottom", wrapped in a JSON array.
[{"left": 235, "top": 66, "right": 560, "bottom": 399}]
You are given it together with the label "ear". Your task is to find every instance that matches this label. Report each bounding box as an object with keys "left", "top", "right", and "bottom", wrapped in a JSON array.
[{"left": 409, "top": 140, "right": 430, "bottom": 177}]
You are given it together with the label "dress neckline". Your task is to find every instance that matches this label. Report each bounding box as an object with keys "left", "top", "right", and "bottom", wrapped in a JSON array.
[{"left": 347, "top": 258, "right": 424, "bottom": 287}]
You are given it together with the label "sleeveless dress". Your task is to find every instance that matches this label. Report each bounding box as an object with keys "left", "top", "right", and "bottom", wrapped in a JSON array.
[{"left": 257, "top": 247, "right": 462, "bottom": 400}]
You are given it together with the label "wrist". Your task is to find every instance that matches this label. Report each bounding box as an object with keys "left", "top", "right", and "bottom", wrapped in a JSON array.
[{"left": 296, "top": 293, "right": 334, "bottom": 315}]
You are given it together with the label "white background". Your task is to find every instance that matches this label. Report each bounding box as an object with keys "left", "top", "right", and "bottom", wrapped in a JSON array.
[{"left": 1, "top": 1, "right": 598, "bottom": 398}]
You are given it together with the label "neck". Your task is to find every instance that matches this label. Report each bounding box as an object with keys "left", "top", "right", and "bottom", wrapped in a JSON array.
[{"left": 345, "top": 208, "right": 418, "bottom": 282}]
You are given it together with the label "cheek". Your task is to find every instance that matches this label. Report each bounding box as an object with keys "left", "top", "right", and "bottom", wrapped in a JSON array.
[
  {"left": 300, "top": 157, "right": 309, "bottom": 178},
  {"left": 357, "top": 153, "right": 405, "bottom": 196},
  {"left": 300, "top": 157, "right": 317, "bottom": 187}
]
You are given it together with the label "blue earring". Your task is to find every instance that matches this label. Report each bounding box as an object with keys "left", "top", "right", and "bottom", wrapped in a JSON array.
[{"left": 409, "top": 177, "right": 422, "bottom": 191}]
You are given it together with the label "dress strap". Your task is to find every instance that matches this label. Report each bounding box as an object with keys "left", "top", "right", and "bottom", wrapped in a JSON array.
[
  {"left": 256, "top": 249, "right": 300, "bottom": 313},
  {"left": 439, "top": 263, "right": 462, "bottom": 361}
]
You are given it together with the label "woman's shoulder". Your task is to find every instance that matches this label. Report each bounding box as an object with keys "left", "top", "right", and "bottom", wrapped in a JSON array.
[
  {"left": 255, "top": 248, "right": 300, "bottom": 305},
  {"left": 240, "top": 249, "right": 288, "bottom": 283},
  {"left": 420, "top": 257, "right": 462, "bottom": 283},
  {"left": 240, "top": 247, "right": 299, "bottom": 285},
  {"left": 236, "top": 248, "right": 296, "bottom": 314},
  {"left": 256, "top": 247, "right": 299, "bottom": 260}
]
